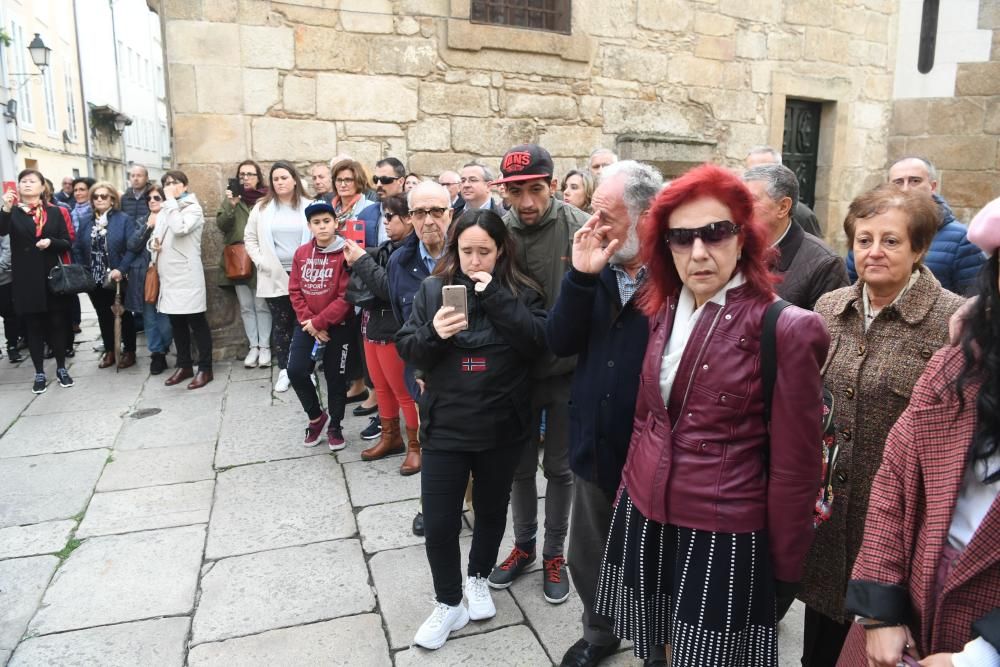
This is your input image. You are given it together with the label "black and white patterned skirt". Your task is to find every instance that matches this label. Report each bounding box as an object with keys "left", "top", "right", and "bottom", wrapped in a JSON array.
[{"left": 594, "top": 489, "right": 778, "bottom": 665}]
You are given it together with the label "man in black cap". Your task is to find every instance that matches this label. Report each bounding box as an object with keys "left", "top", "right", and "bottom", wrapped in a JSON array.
[{"left": 487, "top": 144, "right": 588, "bottom": 605}]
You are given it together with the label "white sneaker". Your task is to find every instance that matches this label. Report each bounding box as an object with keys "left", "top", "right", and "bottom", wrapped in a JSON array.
[
  {"left": 243, "top": 347, "right": 259, "bottom": 368},
  {"left": 274, "top": 368, "right": 290, "bottom": 393},
  {"left": 413, "top": 600, "right": 469, "bottom": 650},
  {"left": 465, "top": 576, "right": 496, "bottom": 621},
  {"left": 257, "top": 347, "right": 271, "bottom": 367}
]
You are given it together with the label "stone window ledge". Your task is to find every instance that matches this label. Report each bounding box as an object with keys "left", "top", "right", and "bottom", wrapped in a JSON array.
[{"left": 448, "top": 0, "right": 592, "bottom": 62}]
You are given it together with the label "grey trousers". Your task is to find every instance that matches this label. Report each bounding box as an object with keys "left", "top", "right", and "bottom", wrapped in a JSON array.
[
  {"left": 568, "top": 474, "right": 617, "bottom": 646},
  {"left": 510, "top": 373, "right": 574, "bottom": 558}
]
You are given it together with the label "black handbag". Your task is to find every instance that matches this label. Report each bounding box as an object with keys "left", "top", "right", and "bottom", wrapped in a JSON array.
[{"left": 48, "top": 257, "right": 92, "bottom": 295}]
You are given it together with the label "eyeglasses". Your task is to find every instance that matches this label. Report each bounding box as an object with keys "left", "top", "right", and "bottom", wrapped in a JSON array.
[
  {"left": 148, "top": 195, "right": 163, "bottom": 202},
  {"left": 460, "top": 177, "right": 483, "bottom": 184},
  {"left": 665, "top": 221, "right": 741, "bottom": 249},
  {"left": 373, "top": 175, "right": 402, "bottom": 185},
  {"left": 92, "top": 193, "right": 112, "bottom": 201},
  {"left": 238, "top": 173, "right": 257, "bottom": 180},
  {"left": 335, "top": 178, "right": 355, "bottom": 185},
  {"left": 163, "top": 180, "right": 178, "bottom": 186},
  {"left": 385, "top": 212, "right": 397, "bottom": 222},
  {"left": 408, "top": 207, "right": 448, "bottom": 220}
]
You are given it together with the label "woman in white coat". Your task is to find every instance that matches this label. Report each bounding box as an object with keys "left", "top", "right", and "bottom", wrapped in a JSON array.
[
  {"left": 244, "top": 161, "right": 311, "bottom": 392},
  {"left": 154, "top": 170, "right": 213, "bottom": 390}
]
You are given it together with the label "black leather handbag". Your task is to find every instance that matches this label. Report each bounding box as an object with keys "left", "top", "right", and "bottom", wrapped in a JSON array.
[{"left": 48, "top": 257, "right": 92, "bottom": 295}]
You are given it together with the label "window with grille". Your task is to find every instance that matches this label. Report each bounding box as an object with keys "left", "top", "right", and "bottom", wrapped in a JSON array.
[
  {"left": 470, "top": 0, "right": 571, "bottom": 34},
  {"left": 64, "top": 60, "right": 78, "bottom": 141}
]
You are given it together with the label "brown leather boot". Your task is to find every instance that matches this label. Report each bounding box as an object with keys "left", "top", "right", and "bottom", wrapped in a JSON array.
[
  {"left": 399, "top": 426, "right": 421, "bottom": 476},
  {"left": 360, "top": 417, "right": 404, "bottom": 461}
]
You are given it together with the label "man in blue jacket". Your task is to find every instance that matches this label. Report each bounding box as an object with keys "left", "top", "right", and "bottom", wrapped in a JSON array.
[
  {"left": 845, "top": 156, "right": 985, "bottom": 295},
  {"left": 547, "top": 161, "right": 666, "bottom": 667}
]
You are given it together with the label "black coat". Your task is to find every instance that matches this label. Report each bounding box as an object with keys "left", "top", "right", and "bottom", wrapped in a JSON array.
[
  {"left": 0, "top": 204, "right": 73, "bottom": 314},
  {"left": 348, "top": 236, "right": 406, "bottom": 342},
  {"left": 546, "top": 268, "right": 649, "bottom": 494},
  {"left": 395, "top": 274, "right": 547, "bottom": 452}
]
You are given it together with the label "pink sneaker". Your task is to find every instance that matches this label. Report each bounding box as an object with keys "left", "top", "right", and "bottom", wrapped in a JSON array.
[
  {"left": 304, "top": 412, "right": 329, "bottom": 447},
  {"left": 328, "top": 424, "right": 345, "bottom": 451}
]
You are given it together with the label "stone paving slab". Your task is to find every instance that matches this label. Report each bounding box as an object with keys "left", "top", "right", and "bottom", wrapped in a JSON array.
[
  {"left": 76, "top": 480, "right": 215, "bottom": 538},
  {"left": 0, "top": 410, "right": 123, "bottom": 458},
  {"left": 97, "top": 443, "right": 216, "bottom": 491},
  {"left": 28, "top": 525, "right": 205, "bottom": 635},
  {"left": 222, "top": 377, "right": 275, "bottom": 408},
  {"left": 116, "top": 393, "right": 225, "bottom": 451},
  {"left": 343, "top": 455, "right": 422, "bottom": 507},
  {"left": 139, "top": 365, "right": 232, "bottom": 398},
  {"left": 192, "top": 539, "right": 375, "bottom": 644},
  {"left": 227, "top": 364, "right": 274, "bottom": 383},
  {"left": 0, "top": 521, "right": 75, "bottom": 560},
  {"left": 215, "top": 404, "right": 328, "bottom": 467},
  {"left": 0, "top": 449, "right": 109, "bottom": 528},
  {"left": 8, "top": 617, "right": 190, "bottom": 667},
  {"left": 358, "top": 498, "right": 441, "bottom": 554},
  {"left": 188, "top": 615, "right": 391, "bottom": 666},
  {"left": 22, "top": 374, "right": 145, "bottom": 416},
  {"left": 369, "top": 538, "right": 524, "bottom": 650},
  {"left": 206, "top": 457, "right": 355, "bottom": 559},
  {"left": 0, "top": 556, "right": 58, "bottom": 652},
  {"left": 394, "top": 625, "right": 550, "bottom": 666},
  {"left": 509, "top": 569, "right": 583, "bottom": 663},
  {"left": 0, "top": 392, "right": 33, "bottom": 435}
]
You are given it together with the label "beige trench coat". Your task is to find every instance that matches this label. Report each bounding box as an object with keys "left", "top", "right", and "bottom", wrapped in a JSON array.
[{"left": 154, "top": 193, "right": 207, "bottom": 315}]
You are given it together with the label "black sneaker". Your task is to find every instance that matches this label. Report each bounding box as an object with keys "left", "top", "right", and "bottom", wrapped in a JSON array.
[
  {"left": 32, "top": 373, "right": 47, "bottom": 394},
  {"left": 6, "top": 348, "right": 23, "bottom": 363},
  {"left": 543, "top": 555, "right": 570, "bottom": 604},
  {"left": 56, "top": 368, "right": 74, "bottom": 388},
  {"left": 412, "top": 511, "right": 424, "bottom": 537},
  {"left": 488, "top": 545, "right": 536, "bottom": 589},
  {"left": 149, "top": 353, "right": 167, "bottom": 375},
  {"left": 360, "top": 415, "right": 382, "bottom": 440},
  {"left": 65, "top": 347, "right": 76, "bottom": 358}
]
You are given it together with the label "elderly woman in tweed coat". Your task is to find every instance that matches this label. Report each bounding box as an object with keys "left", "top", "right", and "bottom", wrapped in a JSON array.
[
  {"left": 838, "top": 202, "right": 1000, "bottom": 666},
  {"left": 797, "top": 184, "right": 966, "bottom": 666}
]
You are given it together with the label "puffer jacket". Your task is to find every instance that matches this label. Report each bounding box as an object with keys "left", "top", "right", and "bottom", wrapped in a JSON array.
[
  {"left": 846, "top": 194, "right": 986, "bottom": 295},
  {"left": 620, "top": 282, "right": 830, "bottom": 584}
]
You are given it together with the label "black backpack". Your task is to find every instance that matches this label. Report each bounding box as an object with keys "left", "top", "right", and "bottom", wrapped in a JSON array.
[{"left": 761, "top": 300, "right": 838, "bottom": 529}]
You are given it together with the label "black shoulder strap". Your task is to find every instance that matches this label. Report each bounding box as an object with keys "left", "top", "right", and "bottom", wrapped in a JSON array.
[{"left": 762, "top": 299, "right": 793, "bottom": 425}]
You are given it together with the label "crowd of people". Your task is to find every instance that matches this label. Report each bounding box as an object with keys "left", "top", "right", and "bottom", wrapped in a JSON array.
[{"left": 1, "top": 141, "right": 997, "bottom": 667}]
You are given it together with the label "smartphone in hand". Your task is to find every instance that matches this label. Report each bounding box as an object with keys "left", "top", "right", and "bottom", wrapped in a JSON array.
[
  {"left": 342, "top": 220, "right": 366, "bottom": 248},
  {"left": 442, "top": 284, "right": 468, "bottom": 331},
  {"left": 227, "top": 178, "right": 240, "bottom": 197}
]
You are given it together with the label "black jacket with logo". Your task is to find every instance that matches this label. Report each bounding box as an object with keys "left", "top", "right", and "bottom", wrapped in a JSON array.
[{"left": 395, "top": 273, "right": 547, "bottom": 452}]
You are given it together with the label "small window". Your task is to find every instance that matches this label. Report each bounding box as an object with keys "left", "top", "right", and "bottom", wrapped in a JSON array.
[{"left": 470, "top": 0, "right": 571, "bottom": 34}]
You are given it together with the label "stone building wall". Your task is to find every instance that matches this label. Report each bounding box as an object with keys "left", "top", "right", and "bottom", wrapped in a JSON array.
[
  {"left": 889, "top": 4, "right": 1000, "bottom": 224},
  {"left": 154, "top": 0, "right": 900, "bottom": 356}
]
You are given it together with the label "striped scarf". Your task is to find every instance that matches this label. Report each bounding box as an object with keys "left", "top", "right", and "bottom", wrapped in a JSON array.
[{"left": 21, "top": 202, "right": 47, "bottom": 237}]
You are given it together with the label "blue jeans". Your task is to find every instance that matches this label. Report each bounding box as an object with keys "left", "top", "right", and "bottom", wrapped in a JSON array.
[{"left": 143, "top": 302, "right": 173, "bottom": 354}]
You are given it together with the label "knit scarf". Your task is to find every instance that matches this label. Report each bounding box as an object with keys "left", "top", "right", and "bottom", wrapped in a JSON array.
[
  {"left": 240, "top": 186, "right": 269, "bottom": 208},
  {"left": 331, "top": 194, "right": 363, "bottom": 228},
  {"left": 21, "top": 202, "right": 47, "bottom": 237}
]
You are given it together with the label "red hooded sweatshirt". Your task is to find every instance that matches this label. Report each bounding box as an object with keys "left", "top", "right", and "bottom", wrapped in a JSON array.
[{"left": 288, "top": 237, "right": 352, "bottom": 330}]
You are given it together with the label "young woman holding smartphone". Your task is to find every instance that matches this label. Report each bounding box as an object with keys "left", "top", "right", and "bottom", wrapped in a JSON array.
[{"left": 395, "top": 209, "right": 548, "bottom": 650}]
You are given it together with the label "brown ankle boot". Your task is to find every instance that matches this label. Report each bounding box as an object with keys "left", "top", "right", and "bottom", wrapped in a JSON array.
[
  {"left": 400, "top": 426, "right": 421, "bottom": 476},
  {"left": 360, "top": 417, "right": 404, "bottom": 461}
]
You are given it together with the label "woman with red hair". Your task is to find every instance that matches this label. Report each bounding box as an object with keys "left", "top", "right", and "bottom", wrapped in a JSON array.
[{"left": 593, "top": 163, "right": 830, "bottom": 665}]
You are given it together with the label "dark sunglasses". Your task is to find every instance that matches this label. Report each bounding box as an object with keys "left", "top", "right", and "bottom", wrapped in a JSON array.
[
  {"left": 92, "top": 193, "right": 112, "bottom": 201},
  {"left": 148, "top": 195, "right": 163, "bottom": 202},
  {"left": 373, "top": 175, "right": 401, "bottom": 185},
  {"left": 665, "top": 221, "right": 741, "bottom": 248}
]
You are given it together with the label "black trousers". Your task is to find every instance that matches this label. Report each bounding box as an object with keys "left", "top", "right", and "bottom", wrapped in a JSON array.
[
  {"left": 422, "top": 442, "right": 525, "bottom": 606},
  {"left": 344, "top": 313, "right": 371, "bottom": 387},
  {"left": 287, "top": 324, "right": 351, "bottom": 422},
  {"left": 0, "top": 283, "right": 18, "bottom": 349},
  {"left": 88, "top": 287, "right": 136, "bottom": 353},
  {"left": 24, "top": 309, "right": 67, "bottom": 372},
  {"left": 168, "top": 312, "right": 212, "bottom": 372},
  {"left": 265, "top": 295, "right": 295, "bottom": 370},
  {"left": 801, "top": 605, "right": 852, "bottom": 667}
]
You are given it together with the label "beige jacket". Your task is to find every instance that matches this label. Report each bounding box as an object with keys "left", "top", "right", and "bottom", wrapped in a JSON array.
[
  {"left": 243, "top": 198, "right": 310, "bottom": 298},
  {"left": 154, "top": 193, "right": 206, "bottom": 315}
]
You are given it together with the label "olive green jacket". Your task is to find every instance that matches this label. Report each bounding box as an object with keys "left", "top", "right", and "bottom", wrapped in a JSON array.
[{"left": 215, "top": 197, "right": 255, "bottom": 288}]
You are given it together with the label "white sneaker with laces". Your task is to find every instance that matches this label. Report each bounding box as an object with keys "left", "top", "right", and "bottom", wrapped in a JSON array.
[
  {"left": 465, "top": 576, "right": 496, "bottom": 621},
  {"left": 274, "top": 368, "right": 290, "bottom": 393},
  {"left": 257, "top": 347, "right": 272, "bottom": 367},
  {"left": 243, "top": 347, "right": 259, "bottom": 368},
  {"left": 413, "top": 600, "right": 469, "bottom": 650}
]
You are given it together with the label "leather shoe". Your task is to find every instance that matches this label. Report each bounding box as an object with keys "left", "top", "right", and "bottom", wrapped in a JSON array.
[
  {"left": 352, "top": 402, "right": 379, "bottom": 417},
  {"left": 345, "top": 389, "right": 368, "bottom": 404},
  {"left": 412, "top": 512, "right": 424, "bottom": 537},
  {"left": 117, "top": 351, "right": 136, "bottom": 369},
  {"left": 187, "top": 370, "right": 213, "bottom": 390},
  {"left": 165, "top": 367, "right": 194, "bottom": 386},
  {"left": 560, "top": 638, "right": 621, "bottom": 667},
  {"left": 98, "top": 351, "right": 116, "bottom": 368}
]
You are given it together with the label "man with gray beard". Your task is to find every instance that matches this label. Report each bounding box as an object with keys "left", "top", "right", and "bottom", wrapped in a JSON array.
[{"left": 546, "top": 161, "right": 668, "bottom": 667}]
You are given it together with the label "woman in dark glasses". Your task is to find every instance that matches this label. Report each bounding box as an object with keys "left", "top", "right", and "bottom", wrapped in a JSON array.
[
  {"left": 125, "top": 184, "right": 173, "bottom": 375},
  {"left": 593, "top": 163, "right": 830, "bottom": 665}
]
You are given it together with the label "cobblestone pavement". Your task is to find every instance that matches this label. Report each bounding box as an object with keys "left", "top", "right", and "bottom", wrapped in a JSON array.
[{"left": 0, "top": 304, "right": 805, "bottom": 666}]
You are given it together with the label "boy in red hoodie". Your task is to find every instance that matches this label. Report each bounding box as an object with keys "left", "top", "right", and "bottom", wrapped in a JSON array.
[{"left": 288, "top": 201, "right": 354, "bottom": 449}]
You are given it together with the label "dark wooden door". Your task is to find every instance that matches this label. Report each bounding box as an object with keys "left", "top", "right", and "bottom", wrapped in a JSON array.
[{"left": 782, "top": 99, "right": 822, "bottom": 209}]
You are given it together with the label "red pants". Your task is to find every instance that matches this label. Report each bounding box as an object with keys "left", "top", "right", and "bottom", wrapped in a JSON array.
[{"left": 364, "top": 339, "right": 418, "bottom": 429}]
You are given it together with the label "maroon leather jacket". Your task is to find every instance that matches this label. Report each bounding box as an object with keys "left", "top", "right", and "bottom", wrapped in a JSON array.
[{"left": 619, "top": 283, "right": 830, "bottom": 583}]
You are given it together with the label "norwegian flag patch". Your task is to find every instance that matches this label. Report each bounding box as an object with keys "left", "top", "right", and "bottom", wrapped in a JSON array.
[{"left": 461, "top": 357, "right": 487, "bottom": 372}]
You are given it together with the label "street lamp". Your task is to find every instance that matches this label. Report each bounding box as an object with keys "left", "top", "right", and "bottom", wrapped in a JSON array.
[
  {"left": 27, "top": 34, "right": 51, "bottom": 71},
  {"left": 113, "top": 115, "right": 129, "bottom": 134}
]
